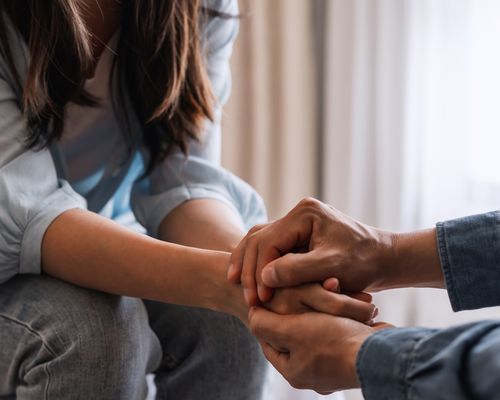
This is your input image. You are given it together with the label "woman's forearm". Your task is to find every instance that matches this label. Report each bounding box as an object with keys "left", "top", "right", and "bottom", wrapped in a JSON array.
[{"left": 42, "top": 209, "right": 246, "bottom": 320}]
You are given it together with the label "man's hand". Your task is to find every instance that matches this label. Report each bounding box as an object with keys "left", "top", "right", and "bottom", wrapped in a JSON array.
[
  {"left": 228, "top": 198, "right": 393, "bottom": 306},
  {"left": 248, "top": 307, "right": 393, "bottom": 394},
  {"left": 228, "top": 197, "right": 444, "bottom": 307}
]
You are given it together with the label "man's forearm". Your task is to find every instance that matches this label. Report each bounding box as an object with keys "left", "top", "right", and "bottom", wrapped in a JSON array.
[
  {"left": 357, "top": 321, "right": 500, "bottom": 400},
  {"left": 381, "top": 228, "right": 445, "bottom": 290}
]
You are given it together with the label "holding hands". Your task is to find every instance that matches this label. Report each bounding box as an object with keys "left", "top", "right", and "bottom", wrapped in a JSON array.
[
  {"left": 228, "top": 197, "right": 443, "bottom": 393},
  {"left": 228, "top": 198, "right": 394, "bottom": 306}
]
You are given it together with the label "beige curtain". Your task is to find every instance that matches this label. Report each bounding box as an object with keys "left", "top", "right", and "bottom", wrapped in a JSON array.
[{"left": 221, "top": 0, "right": 319, "bottom": 220}]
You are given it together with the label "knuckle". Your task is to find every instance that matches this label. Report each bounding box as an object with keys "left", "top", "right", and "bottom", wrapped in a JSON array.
[
  {"left": 248, "top": 224, "right": 262, "bottom": 234},
  {"left": 247, "top": 234, "right": 259, "bottom": 248},
  {"left": 298, "top": 197, "right": 320, "bottom": 209}
]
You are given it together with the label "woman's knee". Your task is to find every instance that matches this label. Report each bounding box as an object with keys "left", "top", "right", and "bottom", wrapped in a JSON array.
[
  {"left": 147, "top": 302, "right": 267, "bottom": 375},
  {"left": 0, "top": 275, "right": 160, "bottom": 394}
]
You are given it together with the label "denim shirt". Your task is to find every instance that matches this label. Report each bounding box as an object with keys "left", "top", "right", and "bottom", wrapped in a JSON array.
[
  {"left": 357, "top": 211, "right": 500, "bottom": 399},
  {"left": 0, "top": 0, "right": 266, "bottom": 284}
]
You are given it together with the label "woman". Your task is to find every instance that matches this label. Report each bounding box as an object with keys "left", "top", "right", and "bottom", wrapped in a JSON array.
[{"left": 0, "top": 1, "right": 376, "bottom": 399}]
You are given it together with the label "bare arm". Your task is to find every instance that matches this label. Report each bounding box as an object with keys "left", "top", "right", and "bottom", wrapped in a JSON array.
[
  {"left": 42, "top": 209, "right": 247, "bottom": 321},
  {"left": 159, "top": 198, "right": 244, "bottom": 252}
]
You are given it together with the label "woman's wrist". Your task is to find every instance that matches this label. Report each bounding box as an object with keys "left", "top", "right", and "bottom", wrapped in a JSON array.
[{"left": 198, "top": 250, "right": 248, "bottom": 322}]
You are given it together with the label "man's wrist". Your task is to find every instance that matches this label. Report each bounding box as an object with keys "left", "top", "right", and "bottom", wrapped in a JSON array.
[{"left": 383, "top": 229, "right": 444, "bottom": 289}]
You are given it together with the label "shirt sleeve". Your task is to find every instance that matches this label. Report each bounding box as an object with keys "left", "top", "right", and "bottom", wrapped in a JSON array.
[
  {"left": 131, "top": 0, "right": 267, "bottom": 236},
  {"left": 436, "top": 211, "right": 500, "bottom": 311},
  {"left": 0, "top": 74, "right": 86, "bottom": 284},
  {"left": 357, "top": 321, "right": 500, "bottom": 400}
]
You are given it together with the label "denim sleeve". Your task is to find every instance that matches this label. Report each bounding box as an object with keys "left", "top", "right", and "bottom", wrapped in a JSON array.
[
  {"left": 131, "top": 0, "right": 267, "bottom": 235},
  {"left": 357, "top": 321, "right": 500, "bottom": 400},
  {"left": 436, "top": 211, "right": 500, "bottom": 311},
  {"left": 0, "top": 77, "right": 86, "bottom": 284}
]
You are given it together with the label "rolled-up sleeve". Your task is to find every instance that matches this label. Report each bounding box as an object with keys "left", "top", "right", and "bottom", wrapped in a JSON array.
[
  {"left": 0, "top": 76, "right": 86, "bottom": 284},
  {"left": 131, "top": 0, "right": 267, "bottom": 236},
  {"left": 436, "top": 211, "right": 500, "bottom": 311},
  {"left": 357, "top": 321, "right": 500, "bottom": 400}
]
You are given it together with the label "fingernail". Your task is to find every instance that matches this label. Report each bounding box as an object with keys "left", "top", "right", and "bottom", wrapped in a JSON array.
[
  {"left": 328, "top": 283, "right": 340, "bottom": 293},
  {"left": 262, "top": 267, "right": 275, "bottom": 285},
  {"left": 227, "top": 263, "right": 235, "bottom": 279},
  {"left": 371, "top": 306, "right": 379, "bottom": 320},
  {"left": 366, "top": 319, "right": 375, "bottom": 326}
]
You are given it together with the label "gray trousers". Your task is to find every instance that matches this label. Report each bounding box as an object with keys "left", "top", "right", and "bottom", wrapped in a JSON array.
[{"left": 0, "top": 275, "right": 266, "bottom": 400}]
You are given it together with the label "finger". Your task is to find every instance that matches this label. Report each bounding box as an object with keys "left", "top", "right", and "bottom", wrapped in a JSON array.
[
  {"left": 256, "top": 244, "right": 281, "bottom": 303},
  {"left": 228, "top": 224, "right": 267, "bottom": 283},
  {"left": 347, "top": 291, "right": 373, "bottom": 303},
  {"left": 261, "top": 251, "right": 333, "bottom": 288},
  {"left": 228, "top": 236, "right": 247, "bottom": 283},
  {"left": 302, "top": 288, "right": 376, "bottom": 323},
  {"left": 248, "top": 307, "right": 294, "bottom": 349},
  {"left": 260, "top": 340, "right": 290, "bottom": 374},
  {"left": 323, "top": 277, "right": 340, "bottom": 293},
  {"left": 240, "top": 237, "right": 260, "bottom": 306}
]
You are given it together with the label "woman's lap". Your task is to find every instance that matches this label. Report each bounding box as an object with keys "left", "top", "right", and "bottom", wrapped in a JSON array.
[{"left": 0, "top": 275, "right": 266, "bottom": 400}]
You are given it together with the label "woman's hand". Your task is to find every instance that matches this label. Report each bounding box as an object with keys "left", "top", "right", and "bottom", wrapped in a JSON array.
[
  {"left": 248, "top": 307, "right": 393, "bottom": 394},
  {"left": 228, "top": 198, "right": 444, "bottom": 306},
  {"left": 265, "top": 280, "right": 377, "bottom": 325}
]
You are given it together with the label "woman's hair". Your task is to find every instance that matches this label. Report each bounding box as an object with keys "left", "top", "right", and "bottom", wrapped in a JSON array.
[{"left": 0, "top": 0, "right": 221, "bottom": 173}]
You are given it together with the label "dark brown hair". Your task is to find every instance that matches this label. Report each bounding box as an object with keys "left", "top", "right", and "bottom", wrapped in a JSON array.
[{"left": 0, "top": 0, "right": 219, "bottom": 173}]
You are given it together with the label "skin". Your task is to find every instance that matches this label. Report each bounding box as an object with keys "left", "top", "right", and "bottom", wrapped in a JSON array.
[
  {"left": 229, "top": 197, "right": 444, "bottom": 304},
  {"left": 40, "top": 3, "right": 377, "bottom": 329},
  {"left": 42, "top": 2, "right": 253, "bottom": 320},
  {"left": 248, "top": 307, "right": 392, "bottom": 394},
  {"left": 229, "top": 197, "right": 445, "bottom": 391}
]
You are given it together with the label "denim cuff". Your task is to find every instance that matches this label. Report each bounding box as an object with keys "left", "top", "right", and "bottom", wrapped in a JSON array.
[
  {"left": 356, "top": 328, "right": 432, "bottom": 400},
  {"left": 436, "top": 211, "right": 500, "bottom": 311}
]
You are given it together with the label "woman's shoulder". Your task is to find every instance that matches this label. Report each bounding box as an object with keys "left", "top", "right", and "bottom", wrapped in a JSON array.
[
  {"left": 202, "top": 0, "right": 238, "bottom": 14},
  {"left": 201, "top": 0, "right": 239, "bottom": 54}
]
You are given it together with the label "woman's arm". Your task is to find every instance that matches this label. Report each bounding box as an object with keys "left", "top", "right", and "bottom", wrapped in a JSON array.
[
  {"left": 42, "top": 208, "right": 247, "bottom": 321},
  {"left": 159, "top": 198, "right": 245, "bottom": 251}
]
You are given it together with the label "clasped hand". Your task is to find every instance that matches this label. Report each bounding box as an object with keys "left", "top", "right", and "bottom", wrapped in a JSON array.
[{"left": 227, "top": 198, "right": 394, "bottom": 394}]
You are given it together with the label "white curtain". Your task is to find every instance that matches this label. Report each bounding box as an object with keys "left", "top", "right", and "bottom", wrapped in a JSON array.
[{"left": 322, "top": 1, "right": 500, "bottom": 398}]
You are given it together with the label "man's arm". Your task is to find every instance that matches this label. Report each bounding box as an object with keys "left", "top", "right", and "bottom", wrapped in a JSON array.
[
  {"left": 357, "top": 320, "right": 500, "bottom": 399},
  {"left": 231, "top": 198, "right": 500, "bottom": 313},
  {"left": 248, "top": 307, "right": 500, "bottom": 399}
]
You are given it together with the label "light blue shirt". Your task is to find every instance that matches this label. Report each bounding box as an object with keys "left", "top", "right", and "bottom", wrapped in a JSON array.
[{"left": 0, "top": 0, "right": 266, "bottom": 284}]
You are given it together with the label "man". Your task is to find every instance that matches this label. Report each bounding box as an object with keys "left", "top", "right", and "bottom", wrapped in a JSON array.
[{"left": 228, "top": 198, "right": 500, "bottom": 398}]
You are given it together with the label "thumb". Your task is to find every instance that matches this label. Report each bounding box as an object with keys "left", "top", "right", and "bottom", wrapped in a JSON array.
[{"left": 261, "top": 251, "right": 334, "bottom": 288}]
